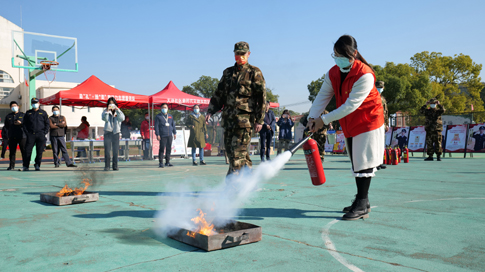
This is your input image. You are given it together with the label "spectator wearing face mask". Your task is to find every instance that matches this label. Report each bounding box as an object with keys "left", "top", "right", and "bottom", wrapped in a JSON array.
[
  {"left": 186, "top": 105, "right": 208, "bottom": 166},
  {"left": 276, "top": 110, "right": 294, "bottom": 154},
  {"left": 4, "top": 101, "right": 26, "bottom": 170},
  {"left": 140, "top": 112, "right": 152, "bottom": 160},
  {"left": 49, "top": 106, "right": 76, "bottom": 168},
  {"left": 154, "top": 103, "right": 177, "bottom": 168},
  {"left": 102, "top": 97, "right": 125, "bottom": 171},
  {"left": 22, "top": 98, "right": 50, "bottom": 171}
]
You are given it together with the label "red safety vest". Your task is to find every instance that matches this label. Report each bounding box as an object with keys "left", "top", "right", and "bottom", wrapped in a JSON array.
[{"left": 328, "top": 60, "right": 384, "bottom": 138}]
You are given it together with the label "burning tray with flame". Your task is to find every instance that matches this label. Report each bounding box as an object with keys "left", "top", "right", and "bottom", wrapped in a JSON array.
[
  {"left": 168, "top": 221, "right": 262, "bottom": 251},
  {"left": 40, "top": 191, "right": 99, "bottom": 206}
]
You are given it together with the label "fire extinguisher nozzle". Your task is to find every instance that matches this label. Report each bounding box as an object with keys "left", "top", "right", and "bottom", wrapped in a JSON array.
[{"left": 288, "top": 134, "right": 313, "bottom": 155}]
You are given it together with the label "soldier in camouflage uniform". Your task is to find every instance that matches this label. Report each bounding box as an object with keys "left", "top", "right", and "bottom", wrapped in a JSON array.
[
  {"left": 206, "top": 41, "right": 266, "bottom": 175},
  {"left": 376, "top": 81, "right": 388, "bottom": 169},
  {"left": 419, "top": 98, "right": 445, "bottom": 161},
  {"left": 301, "top": 111, "right": 332, "bottom": 162}
]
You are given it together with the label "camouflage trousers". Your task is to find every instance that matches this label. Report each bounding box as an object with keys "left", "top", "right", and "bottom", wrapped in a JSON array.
[
  {"left": 224, "top": 127, "right": 252, "bottom": 176},
  {"left": 426, "top": 131, "right": 442, "bottom": 156},
  {"left": 313, "top": 132, "right": 327, "bottom": 160}
]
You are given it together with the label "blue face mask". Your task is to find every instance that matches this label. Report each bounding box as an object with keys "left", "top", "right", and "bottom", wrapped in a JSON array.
[
  {"left": 194, "top": 109, "right": 200, "bottom": 114},
  {"left": 32, "top": 103, "right": 39, "bottom": 109},
  {"left": 11, "top": 106, "right": 18, "bottom": 112},
  {"left": 377, "top": 88, "right": 384, "bottom": 94},
  {"left": 53, "top": 110, "right": 60, "bottom": 115},
  {"left": 162, "top": 108, "right": 168, "bottom": 114},
  {"left": 334, "top": 56, "right": 353, "bottom": 72}
]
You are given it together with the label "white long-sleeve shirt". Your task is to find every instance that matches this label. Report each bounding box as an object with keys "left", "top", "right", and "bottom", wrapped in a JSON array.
[{"left": 308, "top": 70, "right": 384, "bottom": 174}]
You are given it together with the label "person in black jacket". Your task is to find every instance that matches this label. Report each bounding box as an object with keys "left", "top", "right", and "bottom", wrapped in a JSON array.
[
  {"left": 260, "top": 101, "right": 276, "bottom": 161},
  {"left": 1, "top": 126, "right": 7, "bottom": 159},
  {"left": 4, "top": 101, "right": 26, "bottom": 170},
  {"left": 49, "top": 106, "right": 76, "bottom": 168},
  {"left": 22, "top": 98, "right": 50, "bottom": 171},
  {"left": 154, "top": 103, "right": 177, "bottom": 168}
]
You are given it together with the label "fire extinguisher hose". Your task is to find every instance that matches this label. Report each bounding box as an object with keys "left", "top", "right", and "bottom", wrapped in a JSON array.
[{"left": 288, "top": 133, "right": 313, "bottom": 155}]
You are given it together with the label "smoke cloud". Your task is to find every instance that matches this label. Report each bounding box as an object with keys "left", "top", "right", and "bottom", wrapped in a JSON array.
[{"left": 154, "top": 151, "right": 292, "bottom": 236}]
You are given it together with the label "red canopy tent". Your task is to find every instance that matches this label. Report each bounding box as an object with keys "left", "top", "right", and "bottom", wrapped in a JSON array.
[
  {"left": 149, "top": 81, "right": 210, "bottom": 110},
  {"left": 39, "top": 75, "right": 149, "bottom": 108}
]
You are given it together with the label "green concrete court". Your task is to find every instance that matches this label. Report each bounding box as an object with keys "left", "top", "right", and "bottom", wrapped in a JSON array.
[{"left": 1, "top": 152, "right": 484, "bottom": 271}]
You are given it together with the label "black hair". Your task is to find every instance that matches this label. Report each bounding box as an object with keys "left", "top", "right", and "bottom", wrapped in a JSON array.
[
  {"left": 402, "top": 129, "right": 406, "bottom": 133},
  {"left": 334, "top": 35, "right": 374, "bottom": 72},
  {"left": 193, "top": 104, "right": 200, "bottom": 109},
  {"left": 107, "top": 97, "right": 118, "bottom": 110},
  {"left": 10, "top": 101, "right": 18, "bottom": 107},
  {"left": 52, "top": 105, "right": 59, "bottom": 111},
  {"left": 266, "top": 100, "right": 270, "bottom": 104},
  {"left": 282, "top": 109, "right": 290, "bottom": 115},
  {"left": 161, "top": 103, "right": 168, "bottom": 108},
  {"left": 81, "top": 116, "right": 87, "bottom": 122},
  {"left": 145, "top": 112, "right": 149, "bottom": 115}
]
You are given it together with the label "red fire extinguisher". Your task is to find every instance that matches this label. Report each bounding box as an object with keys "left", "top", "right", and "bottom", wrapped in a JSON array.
[
  {"left": 397, "top": 147, "right": 401, "bottom": 163},
  {"left": 392, "top": 148, "right": 399, "bottom": 165},
  {"left": 303, "top": 139, "right": 326, "bottom": 186},
  {"left": 383, "top": 149, "right": 387, "bottom": 165},
  {"left": 403, "top": 146, "right": 409, "bottom": 163},
  {"left": 386, "top": 147, "right": 392, "bottom": 165}
]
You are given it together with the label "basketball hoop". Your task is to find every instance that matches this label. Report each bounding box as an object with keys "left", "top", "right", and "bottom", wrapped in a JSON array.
[{"left": 40, "top": 60, "right": 59, "bottom": 84}]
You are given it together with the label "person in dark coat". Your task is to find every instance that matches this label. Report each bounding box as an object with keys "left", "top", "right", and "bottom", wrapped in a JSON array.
[
  {"left": 186, "top": 105, "right": 208, "bottom": 166},
  {"left": 472, "top": 126, "right": 485, "bottom": 151},
  {"left": 49, "top": 106, "right": 76, "bottom": 168},
  {"left": 23, "top": 98, "right": 50, "bottom": 171},
  {"left": 154, "top": 103, "right": 177, "bottom": 168},
  {"left": 1, "top": 125, "right": 7, "bottom": 159},
  {"left": 260, "top": 101, "right": 276, "bottom": 161},
  {"left": 4, "top": 101, "right": 26, "bottom": 170},
  {"left": 276, "top": 109, "right": 294, "bottom": 154}
]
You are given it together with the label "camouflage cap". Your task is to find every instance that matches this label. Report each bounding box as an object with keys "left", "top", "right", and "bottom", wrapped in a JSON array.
[
  {"left": 375, "top": 81, "right": 385, "bottom": 88},
  {"left": 234, "top": 41, "right": 250, "bottom": 53},
  {"left": 429, "top": 98, "right": 438, "bottom": 103}
]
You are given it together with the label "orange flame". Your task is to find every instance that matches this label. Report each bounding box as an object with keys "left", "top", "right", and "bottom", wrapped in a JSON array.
[
  {"left": 186, "top": 208, "right": 216, "bottom": 237},
  {"left": 56, "top": 179, "right": 92, "bottom": 197}
]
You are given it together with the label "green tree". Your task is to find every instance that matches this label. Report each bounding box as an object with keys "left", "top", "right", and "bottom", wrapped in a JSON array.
[
  {"left": 410, "top": 51, "right": 484, "bottom": 115},
  {"left": 307, "top": 74, "right": 337, "bottom": 112},
  {"left": 182, "top": 75, "right": 219, "bottom": 98}
]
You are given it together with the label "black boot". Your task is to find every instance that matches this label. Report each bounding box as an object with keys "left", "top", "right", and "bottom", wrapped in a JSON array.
[
  {"left": 193, "top": 160, "right": 198, "bottom": 166},
  {"left": 343, "top": 195, "right": 371, "bottom": 213},
  {"left": 342, "top": 198, "right": 369, "bottom": 220},
  {"left": 437, "top": 154, "right": 441, "bottom": 161},
  {"left": 424, "top": 156, "right": 434, "bottom": 161}
]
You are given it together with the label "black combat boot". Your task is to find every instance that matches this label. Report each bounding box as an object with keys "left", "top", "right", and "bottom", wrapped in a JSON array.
[
  {"left": 424, "top": 156, "right": 433, "bottom": 161},
  {"left": 437, "top": 155, "right": 441, "bottom": 161},
  {"left": 342, "top": 198, "right": 369, "bottom": 220},
  {"left": 343, "top": 195, "right": 371, "bottom": 213}
]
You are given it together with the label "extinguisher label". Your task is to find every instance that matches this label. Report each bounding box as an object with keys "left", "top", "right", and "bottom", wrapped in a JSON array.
[
  {"left": 305, "top": 156, "right": 318, "bottom": 177},
  {"left": 303, "top": 150, "right": 313, "bottom": 155}
]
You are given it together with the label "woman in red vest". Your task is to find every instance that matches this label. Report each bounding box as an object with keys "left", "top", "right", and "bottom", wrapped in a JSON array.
[{"left": 308, "top": 35, "right": 384, "bottom": 220}]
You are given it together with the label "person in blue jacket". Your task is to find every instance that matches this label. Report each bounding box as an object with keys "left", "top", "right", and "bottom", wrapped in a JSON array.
[
  {"left": 260, "top": 101, "right": 276, "bottom": 161},
  {"left": 155, "top": 103, "right": 177, "bottom": 168},
  {"left": 277, "top": 109, "right": 294, "bottom": 154}
]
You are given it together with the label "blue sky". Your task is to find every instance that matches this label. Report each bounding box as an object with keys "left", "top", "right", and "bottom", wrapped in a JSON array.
[{"left": 2, "top": 0, "right": 485, "bottom": 113}]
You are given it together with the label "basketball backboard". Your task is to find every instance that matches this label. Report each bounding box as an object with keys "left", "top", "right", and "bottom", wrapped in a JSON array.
[{"left": 11, "top": 30, "right": 78, "bottom": 72}]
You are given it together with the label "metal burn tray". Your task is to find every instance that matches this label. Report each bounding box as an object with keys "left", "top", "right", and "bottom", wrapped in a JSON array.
[
  {"left": 40, "top": 191, "right": 99, "bottom": 206},
  {"left": 168, "top": 221, "right": 262, "bottom": 251}
]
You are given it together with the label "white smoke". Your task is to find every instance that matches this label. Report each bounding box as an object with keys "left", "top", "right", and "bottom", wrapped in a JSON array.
[{"left": 154, "top": 151, "right": 293, "bottom": 237}]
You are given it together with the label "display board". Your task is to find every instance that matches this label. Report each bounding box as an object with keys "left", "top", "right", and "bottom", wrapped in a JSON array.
[
  {"left": 466, "top": 123, "right": 485, "bottom": 153},
  {"left": 390, "top": 127, "right": 410, "bottom": 149},
  {"left": 407, "top": 126, "right": 426, "bottom": 152},
  {"left": 385, "top": 128, "right": 393, "bottom": 147},
  {"left": 333, "top": 131, "right": 346, "bottom": 153},
  {"left": 151, "top": 128, "right": 190, "bottom": 156},
  {"left": 444, "top": 125, "right": 467, "bottom": 153}
]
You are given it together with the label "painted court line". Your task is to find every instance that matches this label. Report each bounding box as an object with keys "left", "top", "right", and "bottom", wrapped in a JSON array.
[{"left": 321, "top": 218, "right": 364, "bottom": 272}]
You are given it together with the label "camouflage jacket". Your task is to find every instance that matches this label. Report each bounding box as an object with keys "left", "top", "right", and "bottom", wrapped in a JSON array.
[
  {"left": 419, "top": 104, "right": 445, "bottom": 131},
  {"left": 208, "top": 63, "right": 266, "bottom": 129},
  {"left": 381, "top": 95, "right": 389, "bottom": 127}
]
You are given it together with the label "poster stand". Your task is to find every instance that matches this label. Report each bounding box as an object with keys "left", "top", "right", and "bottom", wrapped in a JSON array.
[{"left": 463, "top": 125, "right": 469, "bottom": 158}]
